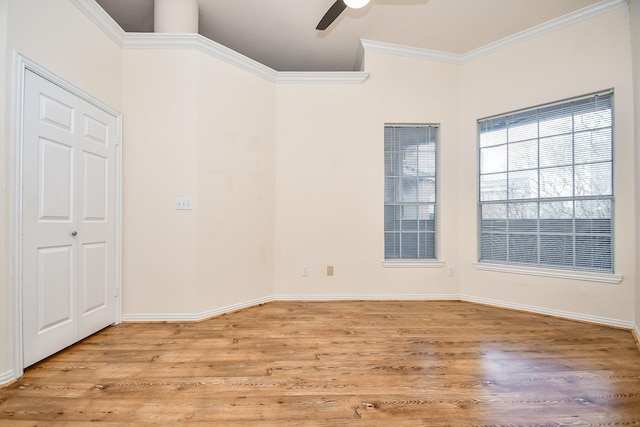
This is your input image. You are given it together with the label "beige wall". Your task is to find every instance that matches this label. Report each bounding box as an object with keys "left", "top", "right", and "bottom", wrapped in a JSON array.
[
  {"left": 0, "top": 0, "right": 10, "bottom": 378},
  {"left": 631, "top": 0, "right": 640, "bottom": 335},
  {"left": 194, "top": 54, "right": 276, "bottom": 310},
  {"left": 274, "top": 55, "right": 461, "bottom": 297},
  {"left": 122, "top": 49, "right": 200, "bottom": 314},
  {"left": 122, "top": 49, "right": 276, "bottom": 316},
  {"left": 1, "top": 0, "right": 122, "bottom": 378},
  {"left": 458, "top": 7, "right": 635, "bottom": 321}
]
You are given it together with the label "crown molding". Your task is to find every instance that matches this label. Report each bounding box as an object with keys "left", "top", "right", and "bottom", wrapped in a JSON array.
[
  {"left": 276, "top": 71, "right": 369, "bottom": 84},
  {"left": 360, "top": 39, "right": 462, "bottom": 64},
  {"left": 122, "top": 33, "right": 279, "bottom": 82},
  {"left": 124, "top": 35, "right": 369, "bottom": 84},
  {"left": 463, "top": 0, "right": 629, "bottom": 62},
  {"left": 70, "top": 1, "right": 369, "bottom": 84},
  {"left": 68, "top": 0, "right": 125, "bottom": 46},
  {"left": 71, "top": 0, "right": 628, "bottom": 81},
  {"left": 362, "top": 0, "right": 629, "bottom": 64}
]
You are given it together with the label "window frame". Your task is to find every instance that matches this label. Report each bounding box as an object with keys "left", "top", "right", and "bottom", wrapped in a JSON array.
[
  {"left": 383, "top": 123, "right": 441, "bottom": 266},
  {"left": 476, "top": 90, "right": 617, "bottom": 276}
]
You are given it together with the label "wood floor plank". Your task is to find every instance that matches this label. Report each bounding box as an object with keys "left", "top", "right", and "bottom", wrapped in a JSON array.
[{"left": 2, "top": 300, "right": 640, "bottom": 425}]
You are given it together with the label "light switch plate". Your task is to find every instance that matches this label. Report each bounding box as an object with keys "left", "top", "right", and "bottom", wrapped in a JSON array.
[{"left": 176, "top": 198, "right": 193, "bottom": 210}]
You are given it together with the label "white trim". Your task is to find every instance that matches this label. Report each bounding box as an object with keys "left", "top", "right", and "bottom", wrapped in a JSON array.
[
  {"left": 276, "top": 293, "right": 459, "bottom": 302},
  {"left": 69, "top": 0, "right": 627, "bottom": 79},
  {"left": 122, "top": 34, "right": 370, "bottom": 85},
  {"left": 634, "top": 324, "right": 640, "bottom": 347},
  {"left": 114, "top": 116, "right": 123, "bottom": 325},
  {"left": 122, "top": 295, "right": 275, "bottom": 322},
  {"left": 461, "top": 294, "right": 636, "bottom": 330},
  {"left": 122, "top": 294, "right": 459, "bottom": 321},
  {"left": 360, "top": 39, "right": 461, "bottom": 64},
  {"left": 361, "top": 0, "right": 628, "bottom": 64},
  {"left": 68, "top": 0, "right": 126, "bottom": 46},
  {"left": 463, "top": 0, "right": 628, "bottom": 62},
  {"left": 11, "top": 53, "right": 123, "bottom": 380},
  {"left": 122, "top": 33, "right": 279, "bottom": 82},
  {"left": 473, "top": 262, "right": 623, "bottom": 284},
  {"left": 381, "top": 260, "right": 446, "bottom": 268},
  {"left": 276, "top": 71, "right": 369, "bottom": 84},
  {"left": 119, "top": 293, "right": 635, "bottom": 333},
  {"left": 11, "top": 53, "right": 27, "bottom": 383},
  {"left": 0, "top": 370, "right": 16, "bottom": 387}
]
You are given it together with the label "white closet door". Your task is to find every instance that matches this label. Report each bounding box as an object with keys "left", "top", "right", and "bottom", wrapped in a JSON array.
[
  {"left": 76, "top": 99, "right": 117, "bottom": 338},
  {"left": 22, "top": 70, "right": 117, "bottom": 367}
]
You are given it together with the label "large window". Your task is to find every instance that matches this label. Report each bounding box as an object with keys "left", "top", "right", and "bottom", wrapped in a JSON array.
[
  {"left": 384, "top": 125, "right": 438, "bottom": 260},
  {"left": 478, "top": 91, "right": 613, "bottom": 272}
]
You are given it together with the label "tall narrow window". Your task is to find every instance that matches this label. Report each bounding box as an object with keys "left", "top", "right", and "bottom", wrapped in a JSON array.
[
  {"left": 384, "top": 125, "right": 438, "bottom": 259},
  {"left": 478, "top": 91, "right": 613, "bottom": 271}
]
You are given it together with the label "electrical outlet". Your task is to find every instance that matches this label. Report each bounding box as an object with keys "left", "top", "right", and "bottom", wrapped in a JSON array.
[
  {"left": 176, "top": 198, "right": 193, "bottom": 210},
  {"left": 327, "top": 265, "right": 334, "bottom": 276},
  {"left": 301, "top": 265, "right": 309, "bottom": 276},
  {"left": 448, "top": 266, "right": 455, "bottom": 277}
]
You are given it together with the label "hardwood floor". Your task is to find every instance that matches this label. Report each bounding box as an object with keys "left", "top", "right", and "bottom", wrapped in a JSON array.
[{"left": 1, "top": 300, "right": 640, "bottom": 426}]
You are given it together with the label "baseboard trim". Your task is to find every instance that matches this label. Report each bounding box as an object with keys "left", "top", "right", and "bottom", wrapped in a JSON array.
[
  {"left": 0, "top": 370, "right": 16, "bottom": 388},
  {"left": 461, "top": 294, "right": 636, "bottom": 330},
  {"left": 121, "top": 293, "right": 635, "bottom": 335},
  {"left": 121, "top": 295, "right": 275, "bottom": 322},
  {"left": 275, "top": 293, "right": 460, "bottom": 301}
]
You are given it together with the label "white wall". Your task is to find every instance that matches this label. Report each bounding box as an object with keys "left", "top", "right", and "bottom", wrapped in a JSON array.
[
  {"left": 0, "top": 0, "right": 10, "bottom": 381},
  {"left": 458, "top": 7, "right": 635, "bottom": 321},
  {"left": 121, "top": 48, "right": 276, "bottom": 317},
  {"left": 274, "top": 55, "right": 461, "bottom": 297},
  {"left": 194, "top": 54, "right": 276, "bottom": 310},
  {"left": 122, "top": 49, "right": 200, "bottom": 315},
  {"left": 1, "top": 0, "right": 122, "bottom": 380},
  {"left": 630, "top": 0, "right": 640, "bottom": 338}
]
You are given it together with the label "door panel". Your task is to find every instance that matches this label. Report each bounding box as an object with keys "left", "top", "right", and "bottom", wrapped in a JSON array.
[
  {"left": 40, "top": 94, "right": 74, "bottom": 132},
  {"left": 77, "top": 100, "right": 116, "bottom": 338},
  {"left": 82, "top": 152, "right": 108, "bottom": 221},
  {"left": 37, "top": 245, "right": 74, "bottom": 332},
  {"left": 22, "top": 69, "right": 117, "bottom": 367},
  {"left": 81, "top": 242, "right": 108, "bottom": 315},
  {"left": 23, "top": 70, "right": 80, "bottom": 367},
  {"left": 39, "top": 138, "right": 74, "bottom": 221}
]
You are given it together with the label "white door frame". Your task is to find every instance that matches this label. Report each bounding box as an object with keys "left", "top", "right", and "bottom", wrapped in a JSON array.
[{"left": 11, "top": 53, "right": 122, "bottom": 379}]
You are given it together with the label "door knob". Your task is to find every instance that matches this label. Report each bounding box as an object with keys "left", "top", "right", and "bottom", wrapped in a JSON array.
[{"left": 71, "top": 231, "right": 78, "bottom": 237}]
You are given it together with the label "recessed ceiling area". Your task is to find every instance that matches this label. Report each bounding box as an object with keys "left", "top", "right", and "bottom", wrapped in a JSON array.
[{"left": 95, "top": 0, "right": 602, "bottom": 71}]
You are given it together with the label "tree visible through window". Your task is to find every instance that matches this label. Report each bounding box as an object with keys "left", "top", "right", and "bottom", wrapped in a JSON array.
[
  {"left": 478, "top": 91, "right": 613, "bottom": 271},
  {"left": 384, "top": 125, "right": 438, "bottom": 259}
]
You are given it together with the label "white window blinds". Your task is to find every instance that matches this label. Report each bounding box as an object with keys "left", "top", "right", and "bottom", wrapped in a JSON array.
[
  {"left": 478, "top": 91, "right": 614, "bottom": 271},
  {"left": 384, "top": 125, "right": 438, "bottom": 259}
]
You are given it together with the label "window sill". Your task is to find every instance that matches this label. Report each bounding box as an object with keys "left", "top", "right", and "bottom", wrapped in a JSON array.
[
  {"left": 382, "top": 260, "right": 446, "bottom": 268},
  {"left": 472, "top": 262, "right": 623, "bottom": 284}
]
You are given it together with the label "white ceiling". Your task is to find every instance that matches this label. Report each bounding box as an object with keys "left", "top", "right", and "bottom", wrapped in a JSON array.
[{"left": 94, "top": 0, "right": 602, "bottom": 71}]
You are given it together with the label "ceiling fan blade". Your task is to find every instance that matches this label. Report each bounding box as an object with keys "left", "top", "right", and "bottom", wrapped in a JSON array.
[{"left": 316, "top": 0, "right": 347, "bottom": 30}]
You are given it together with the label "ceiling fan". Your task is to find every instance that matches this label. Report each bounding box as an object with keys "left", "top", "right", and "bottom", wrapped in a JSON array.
[{"left": 316, "top": 0, "right": 371, "bottom": 30}]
